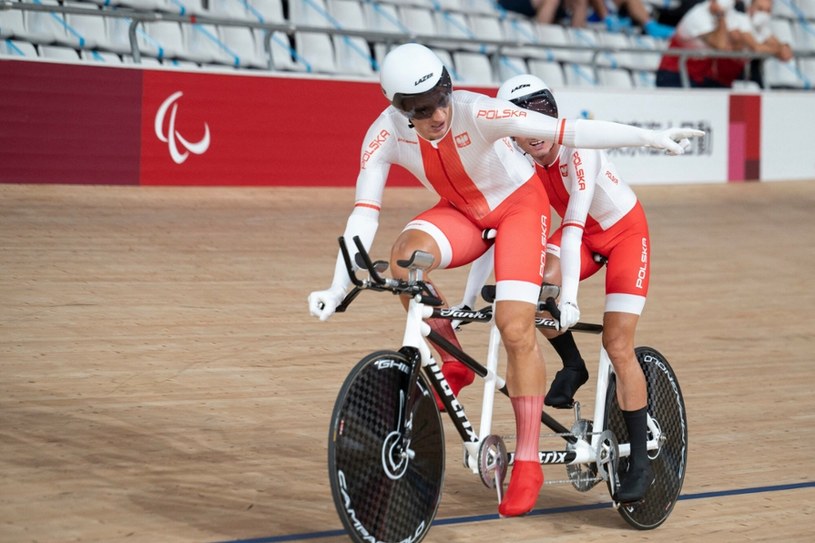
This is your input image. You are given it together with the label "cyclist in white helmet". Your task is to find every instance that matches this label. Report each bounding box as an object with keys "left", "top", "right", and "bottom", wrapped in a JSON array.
[{"left": 309, "top": 43, "right": 703, "bottom": 517}]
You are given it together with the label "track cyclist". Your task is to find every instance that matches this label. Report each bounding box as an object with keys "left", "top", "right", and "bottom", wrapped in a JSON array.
[{"left": 308, "top": 43, "right": 703, "bottom": 516}]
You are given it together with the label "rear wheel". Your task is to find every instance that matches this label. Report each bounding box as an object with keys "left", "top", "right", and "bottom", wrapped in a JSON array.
[
  {"left": 604, "top": 346, "right": 688, "bottom": 529},
  {"left": 328, "top": 351, "right": 444, "bottom": 543}
]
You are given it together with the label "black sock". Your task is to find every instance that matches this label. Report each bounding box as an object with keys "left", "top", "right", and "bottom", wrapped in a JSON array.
[
  {"left": 622, "top": 407, "right": 649, "bottom": 468},
  {"left": 547, "top": 332, "right": 585, "bottom": 370}
]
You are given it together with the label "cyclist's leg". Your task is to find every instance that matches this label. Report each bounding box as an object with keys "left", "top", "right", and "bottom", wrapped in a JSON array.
[
  {"left": 495, "top": 300, "right": 546, "bottom": 517},
  {"left": 540, "top": 230, "right": 600, "bottom": 407},
  {"left": 488, "top": 181, "right": 549, "bottom": 516},
  {"left": 605, "top": 310, "right": 653, "bottom": 503},
  {"left": 391, "top": 201, "right": 490, "bottom": 402},
  {"left": 602, "top": 214, "right": 652, "bottom": 502},
  {"left": 604, "top": 312, "right": 646, "bottom": 410},
  {"left": 602, "top": 344, "right": 687, "bottom": 527}
]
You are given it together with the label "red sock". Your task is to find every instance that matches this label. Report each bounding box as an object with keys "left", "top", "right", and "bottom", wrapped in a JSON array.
[
  {"left": 498, "top": 396, "right": 545, "bottom": 516},
  {"left": 511, "top": 396, "right": 544, "bottom": 461}
]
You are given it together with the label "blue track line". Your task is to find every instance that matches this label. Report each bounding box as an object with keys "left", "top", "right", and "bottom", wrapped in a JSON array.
[{"left": 214, "top": 481, "right": 815, "bottom": 543}]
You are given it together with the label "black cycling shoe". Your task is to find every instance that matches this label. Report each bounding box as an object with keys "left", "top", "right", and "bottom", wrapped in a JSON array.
[
  {"left": 544, "top": 366, "right": 589, "bottom": 408},
  {"left": 615, "top": 462, "right": 655, "bottom": 504}
]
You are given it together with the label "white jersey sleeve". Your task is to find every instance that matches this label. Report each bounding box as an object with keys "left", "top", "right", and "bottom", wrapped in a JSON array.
[
  {"left": 470, "top": 95, "right": 657, "bottom": 151},
  {"left": 328, "top": 113, "right": 400, "bottom": 291},
  {"left": 559, "top": 149, "right": 600, "bottom": 305}
]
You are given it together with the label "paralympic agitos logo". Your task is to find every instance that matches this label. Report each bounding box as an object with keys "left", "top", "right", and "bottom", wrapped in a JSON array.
[{"left": 154, "top": 91, "right": 211, "bottom": 165}]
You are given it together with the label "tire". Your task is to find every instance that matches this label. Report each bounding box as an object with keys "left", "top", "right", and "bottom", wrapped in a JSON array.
[
  {"left": 604, "top": 346, "right": 688, "bottom": 530},
  {"left": 328, "top": 350, "right": 445, "bottom": 543}
]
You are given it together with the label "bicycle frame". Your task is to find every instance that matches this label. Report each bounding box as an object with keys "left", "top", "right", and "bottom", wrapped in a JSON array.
[
  {"left": 335, "top": 235, "right": 662, "bottom": 479},
  {"left": 417, "top": 306, "right": 664, "bottom": 476},
  {"left": 329, "top": 237, "right": 686, "bottom": 538}
]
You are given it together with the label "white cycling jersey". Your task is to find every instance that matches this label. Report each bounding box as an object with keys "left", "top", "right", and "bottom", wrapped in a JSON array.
[
  {"left": 537, "top": 145, "right": 637, "bottom": 235},
  {"left": 536, "top": 145, "right": 649, "bottom": 315},
  {"left": 328, "top": 90, "right": 660, "bottom": 293}
]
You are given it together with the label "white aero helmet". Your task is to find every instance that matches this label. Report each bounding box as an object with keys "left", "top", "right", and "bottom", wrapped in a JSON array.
[
  {"left": 379, "top": 43, "right": 452, "bottom": 120},
  {"left": 497, "top": 74, "right": 558, "bottom": 118}
]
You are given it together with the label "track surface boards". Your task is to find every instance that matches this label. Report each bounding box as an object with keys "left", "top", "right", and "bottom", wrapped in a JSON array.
[{"left": 1, "top": 181, "right": 813, "bottom": 543}]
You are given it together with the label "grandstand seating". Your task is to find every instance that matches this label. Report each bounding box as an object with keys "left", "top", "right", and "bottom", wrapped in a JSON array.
[
  {"left": 528, "top": 59, "right": 566, "bottom": 87},
  {"left": 0, "top": 0, "right": 812, "bottom": 91},
  {"left": 453, "top": 49, "right": 495, "bottom": 84}
]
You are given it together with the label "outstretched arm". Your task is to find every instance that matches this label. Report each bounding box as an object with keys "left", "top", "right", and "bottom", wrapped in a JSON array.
[
  {"left": 569, "top": 119, "right": 701, "bottom": 156},
  {"left": 475, "top": 96, "right": 703, "bottom": 155}
]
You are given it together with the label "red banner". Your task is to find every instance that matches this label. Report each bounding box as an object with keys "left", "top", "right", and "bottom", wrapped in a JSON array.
[
  {"left": 0, "top": 60, "right": 142, "bottom": 185},
  {"left": 0, "top": 59, "right": 495, "bottom": 187},
  {"left": 140, "top": 71, "right": 424, "bottom": 186},
  {"left": 728, "top": 94, "right": 761, "bottom": 182}
]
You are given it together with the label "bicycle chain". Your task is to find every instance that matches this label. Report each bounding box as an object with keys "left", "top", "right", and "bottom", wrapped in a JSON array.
[
  {"left": 499, "top": 430, "right": 606, "bottom": 441},
  {"left": 492, "top": 431, "right": 606, "bottom": 486},
  {"left": 544, "top": 476, "right": 602, "bottom": 486}
]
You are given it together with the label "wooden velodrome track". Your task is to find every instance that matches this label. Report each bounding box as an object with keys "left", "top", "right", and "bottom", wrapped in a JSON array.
[{"left": 1, "top": 180, "right": 814, "bottom": 543}]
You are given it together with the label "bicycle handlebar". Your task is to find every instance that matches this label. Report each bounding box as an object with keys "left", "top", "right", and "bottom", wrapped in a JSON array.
[
  {"left": 335, "top": 235, "right": 436, "bottom": 313},
  {"left": 332, "top": 237, "right": 602, "bottom": 333}
]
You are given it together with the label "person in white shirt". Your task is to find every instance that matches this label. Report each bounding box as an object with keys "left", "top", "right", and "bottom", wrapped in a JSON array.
[
  {"left": 308, "top": 43, "right": 703, "bottom": 516},
  {"left": 657, "top": 0, "right": 793, "bottom": 87},
  {"left": 719, "top": 0, "right": 794, "bottom": 87},
  {"left": 657, "top": 0, "right": 737, "bottom": 86}
]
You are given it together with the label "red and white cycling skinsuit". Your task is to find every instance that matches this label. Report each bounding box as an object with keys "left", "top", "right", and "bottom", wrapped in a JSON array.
[
  {"left": 349, "top": 90, "right": 556, "bottom": 304},
  {"left": 329, "top": 90, "right": 659, "bottom": 305},
  {"left": 538, "top": 145, "right": 650, "bottom": 315}
]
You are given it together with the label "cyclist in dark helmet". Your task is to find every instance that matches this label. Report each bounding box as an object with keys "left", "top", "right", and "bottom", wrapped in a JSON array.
[
  {"left": 458, "top": 73, "right": 658, "bottom": 503},
  {"left": 310, "top": 43, "right": 703, "bottom": 516}
]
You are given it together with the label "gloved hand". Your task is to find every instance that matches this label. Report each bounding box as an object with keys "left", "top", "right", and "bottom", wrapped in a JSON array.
[
  {"left": 448, "top": 303, "right": 473, "bottom": 331},
  {"left": 557, "top": 301, "right": 581, "bottom": 331},
  {"left": 651, "top": 128, "right": 704, "bottom": 155},
  {"left": 308, "top": 286, "right": 347, "bottom": 321}
]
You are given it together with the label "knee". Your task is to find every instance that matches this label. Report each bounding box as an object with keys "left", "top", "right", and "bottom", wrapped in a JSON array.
[
  {"left": 497, "top": 317, "right": 536, "bottom": 353},
  {"left": 389, "top": 231, "right": 438, "bottom": 279},
  {"left": 603, "top": 334, "right": 634, "bottom": 367}
]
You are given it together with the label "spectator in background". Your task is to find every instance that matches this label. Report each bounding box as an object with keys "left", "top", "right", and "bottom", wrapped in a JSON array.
[
  {"left": 498, "top": 0, "right": 592, "bottom": 28},
  {"left": 499, "top": 0, "right": 676, "bottom": 37},
  {"left": 656, "top": 0, "right": 737, "bottom": 87},
  {"left": 657, "top": 0, "right": 707, "bottom": 27},
  {"left": 717, "top": 0, "right": 794, "bottom": 87},
  {"left": 589, "top": 0, "right": 677, "bottom": 39},
  {"left": 656, "top": 0, "right": 793, "bottom": 87}
]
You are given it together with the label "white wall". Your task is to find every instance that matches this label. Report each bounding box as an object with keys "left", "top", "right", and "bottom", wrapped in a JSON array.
[
  {"left": 555, "top": 88, "right": 815, "bottom": 184},
  {"left": 761, "top": 92, "right": 815, "bottom": 182}
]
